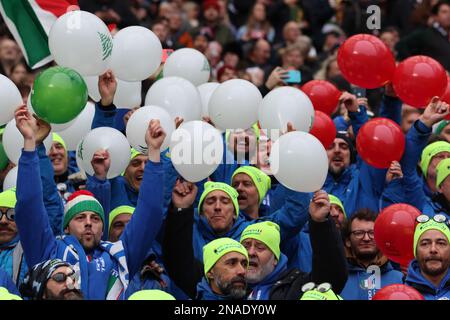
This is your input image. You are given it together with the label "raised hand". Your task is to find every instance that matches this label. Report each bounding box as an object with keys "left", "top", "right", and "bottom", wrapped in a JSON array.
[
  {"left": 265, "top": 66, "right": 288, "bottom": 90},
  {"left": 386, "top": 160, "right": 403, "bottom": 184},
  {"left": 172, "top": 179, "right": 198, "bottom": 209},
  {"left": 98, "top": 70, "right": 117, "bottom": 106},
  {"left": 339, "top": 91, "right": 359, "bottom": 113},
  {"left": 419, "top": 96, "right": 450, "bottom": 128},
  {"left": 145, "top": 119, "right": 166, "bottom": 162},
  {"left": 91, "top": 149, "right": 111, "bottom": 180},
  {"left": 34, "top": 116, "right": 51, "bottom": 145},
  {"left": 175, "top": 116, "right": 184, "bottom": 129},
  {"left": 15, "top": 105, "right": 38, "bottom": 150},
  {"left": 309, "top": 190, "right": 331, "bottom": 223}
]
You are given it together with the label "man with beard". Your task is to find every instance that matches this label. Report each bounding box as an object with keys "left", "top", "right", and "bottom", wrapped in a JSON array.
[
  {"left": 20, "top": 259, "right": 83, "bottom": 300},
  {"left": 197, "top": 238, "right": 248, "bottom": 300},
  {"left": 340, "top": 209, "right": 403, "bottom": 300},
  {"left": 405, "top": 214, "right": 450, "bottom": 300},
  {"left": 14, "top": 104, "right": 166, "bottom": 300}
]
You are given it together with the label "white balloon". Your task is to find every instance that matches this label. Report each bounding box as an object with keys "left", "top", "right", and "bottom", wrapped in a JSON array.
[
  {"left": 259, "top": 87, "right": 314, "bottom": 138},
  {"left": 49, "top": 10, "right": 113, "bottom": 76},
  {"left": 269, "top": 131, "right": 328, "bottom": 192},
  {"left": 145, "top": 77, "right": 201, "bottom": 121},
  {"left": 197, "top": 82, "right": 219, "bottom": 117},
  {"left": 163, "top": 48, "right": 210, "bottom": 86},
  {"left": 126, "top": 106, "right": 174, "bottom": 152},
  {"left": 114, "top": 79, "right": 142, "bottom": 109},
  {"left": 169, "top": 121, "right": 223, "bottom": 182},
  {"left": 209, "top": 79, "right": 262, "bottom": 130},
  {"left": 111, "top": 26, "right": 162, "bottom": 81},
  {"left": 57, "top": 102, "right": 95, "bottom": 151},
  {"left": 2, "top": 119, "right": 52, "bottom": 164},
  {"left": 76, "top": 127, "right": 131, "bottom": 179},
  {"left": 3, "top": 166, "right": 18, "bottom": 191},
  {"left": 0, "top": 75, "right": 23, "bottom": 126},
  {"left": 83, "top": 76, "right": 101, "bottom": 102}
]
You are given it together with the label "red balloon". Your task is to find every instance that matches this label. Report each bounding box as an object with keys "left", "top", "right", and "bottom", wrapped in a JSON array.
[
  {"left": 393, "top": 55, "right": 447, "bottom": 108},
  {"left": 440, "top": 76, "right": 450, "bottom": 120},
  {"left": 337, "top": 34, "right": 396, "bottom": 89},
  {"left": 310, "top": 111, "right": 336, "bottom": 149},
  {"left": 356, "top": 118, "right": 405, "bottom": 169},
  {"left": 301, "top": 80, "right": 341, "bottom": 115},
  {"left": 372, "top": 284, "right": 425, "bottom": 300},
  {"left": 374, "top": 204, "right": 421, "bottom": 267}
]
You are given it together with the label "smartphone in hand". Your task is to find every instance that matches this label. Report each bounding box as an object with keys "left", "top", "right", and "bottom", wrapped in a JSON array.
[
  {"left": 285, "top": 70, "right": 302, "bottom": 84},
  {"left": 352, "top": 86, "right": 366, "bottom": 98}
]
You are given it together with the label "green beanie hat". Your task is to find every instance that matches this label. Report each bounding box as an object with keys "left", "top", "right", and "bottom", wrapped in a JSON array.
[
  {"left": 436, "top": 158, "right": 450, "bottom": 189},
  {"left": 203, "top": 237, "right": 248, "bottom": 276},
  {"left": 130, "top": 147, "right": 143, "bottom": 160},
  {"left": 240, "top": 221, "right": 281, "bottom": 260},
  {"left": 232, "top": 166, "right": 271, "bottom": 204},
  {"left": 198, "top": 181, "right": 239, "bottom": 216},
  {"left": 413, "top": 218, "right": 450, "bottom": 257},
  {"left": 109, "top": 205, "right": 135, "bottom": 233},
  {"left": 52, "top": 133, "right": 67, "bottom": 152},
  {"left": 0, "top": 188, "right": 16, "bottom": 209},
  {"left": 420, "top": 141, "right": 450, "bottom": 178},
  {"left": 225, "top": 122, "right": 261, "bottom": 143},
  {"left": 434, "top": 120, "right": 450, "bottom": 135},
  {"left": 300, "top": 289, "right": 342, "bottom": 300},
  {"left": 329, "top": 194, "right": 347, "bottom": 218},
  {"left": 63, "top": 190, "right": 104, "bottom": 229},
  {"left": 0, "top": 287, "right": 22, "bottom": 300},
  {"left": 128, "top": 289, "right": 176, "bottom": 300}
]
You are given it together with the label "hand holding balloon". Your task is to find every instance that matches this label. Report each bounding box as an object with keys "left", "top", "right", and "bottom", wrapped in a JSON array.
[
  {"left": 419, "top": 96, "right": 450, "bottom": 128},
  {"left": 146, "top": 119, "right": 166, "bottom": 162},
  {"left": 91, "top": 149, "right": 111, "bottom": 181},
  {"left": 99, "top": 70, "right": 118, "bottom": 107},
  {"left": 14, "top": 105, "right": 37, "bottom": 151},
  {"left": 309, "top": 190, "right": 330, "bottom": 223},
  {"left": 34, "top": 117, "right": 51, "bottom": 146}
]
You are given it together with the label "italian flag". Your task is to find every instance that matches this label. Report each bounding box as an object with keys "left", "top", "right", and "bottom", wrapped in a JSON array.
[{"left": 0, "top": 0, "right": 78, "bottom": 69}]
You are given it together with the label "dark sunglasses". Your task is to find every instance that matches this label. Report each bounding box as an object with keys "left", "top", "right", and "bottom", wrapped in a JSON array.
[
  {"left": 0, "top": 208, "right": 15, "bottom": 221},
  {"left": 50, "top": 270, "right": 77, "bottom": 283}
]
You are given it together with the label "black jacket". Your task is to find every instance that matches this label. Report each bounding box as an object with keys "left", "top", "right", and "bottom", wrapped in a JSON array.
[{"left": 162, "top": 204, "right": 348, "bottom": 300}]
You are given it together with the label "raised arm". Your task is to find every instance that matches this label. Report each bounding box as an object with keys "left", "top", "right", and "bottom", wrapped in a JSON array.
[
  {"left": 379, "top": 83, "right": 402, "bottom": 125},
  {"left": 91, "top": 70, "right": 118, "bottom": 130},
  {"left": 14, "top": 105, "right": 58, "bottom": 268},
  {"left": 120, "top": 120, "right": 166, "bottom": 278}
]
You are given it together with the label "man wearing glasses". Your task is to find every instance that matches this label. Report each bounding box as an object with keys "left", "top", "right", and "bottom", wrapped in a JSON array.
[
  {"left": 20, "top": 259, "right": 83, "bottom": 300},
  {"left": 340, "top": 209, "right": 403, "bottom": 300},
  {"left": 405, "top": 214, "right": 450, "bottom": 300}
]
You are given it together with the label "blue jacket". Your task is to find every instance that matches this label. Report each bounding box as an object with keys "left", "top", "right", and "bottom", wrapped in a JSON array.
[
  {"left": 247, "top": 254, "right": 289, "bottom": 300},
  {"left": 340, "top": 259, "right": 404, "bottom": 300},
  {"left": 422, "top": 194, "right": 450, "bottom": 219},
  {"left": 0, "top": 237, "right": 27, "bottom": 288},
  {"left": 192, "top": 190, "right": 310, "bottom": 262},
  {"left": 286, "top": 224, "right": 313, "bottom": 273},
  {"left": 405, "top": 259, "right": 450, "bottom": 300},
  {"left": 196, "top": 277, "right": 230, "bottom": 300},
  {"left": 0, "top": 267, "right": 20, "bottom": 296},
  {"left": 15, "top": 149, "right": 165, "bottom": 300}
]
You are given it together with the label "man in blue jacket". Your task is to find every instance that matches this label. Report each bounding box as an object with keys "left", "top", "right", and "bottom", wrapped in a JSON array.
[
  {"left": 405, "top": 215, "right": 450, "bottom": 300},
  {"left": 0, "top": 267, "right": 20, "bottom": 297},
  {"left": 340, "top": 209, "right": 404, "bottom": 300},
  {"left": 423, "top": 159, "right": 450, "bottom": 218},
  {"left": 14, "top": 104, "right": 166, "bottom": 300}
]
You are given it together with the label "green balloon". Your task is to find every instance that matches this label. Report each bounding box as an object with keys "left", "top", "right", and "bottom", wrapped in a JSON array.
[{"left": 31, "top": 66, "right": 88, "bottom": 124}]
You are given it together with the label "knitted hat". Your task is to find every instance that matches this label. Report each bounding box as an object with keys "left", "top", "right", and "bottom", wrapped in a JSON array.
[
  {"left": 240, "top": 221, "right": 281, "bottom": 260},
  {"left": 436, "top": 158, "right": 450, "bottom": 188},
  {"left": 434, "top": 120, "right": 450, "bottom": 135},
  {"left": 131, "top": 147, "right": 144, "bottom": 160},
  {"left": 300, "top": 288, "right": 342, "bottom": 300},
  {"left": 232, "top": 166, "right": 271, "bottom": 204},
  {"left": 52, "top": 133, "right": 67, "bottom": 152},
  {"left": 335, "top": 132, "right": 356, "bottom": 163},
  {"left": 63, "top": 190, "right": 104, "bottom": 229},
  {"left": 203, "top": 0, "right": 220, "bottom": 12},
  {"left": 198, "top": 181, "right": 239, "bottom": 216},
  {"left": 413, "top": 218, "right": 450, "bottom": 257},
  {"left": 109, "top": 205, "right": 135, "bottom": 233},
  {"left": 0, "top": 188, "right": 16, "bottom": 209},
  {"left": 128, "top": 290, "right": 176, "bottom": 300},
  {"left": 203, "top": 237, "right": 248, "bottom": 276},
  {"left": 0, "top": 287, "right": 22, "bottom": 300},
  {"left": 420, "top": 141, "right": 450, "bottom": 178},
  {"left": 20, "top": 259, "right": 72, "bottom": 300},
  {"left": 225, "top": 122, "right": 261, "bottom": 144},
  {"left": 329, "top": 194, "right": 346, "bottom": 218}
]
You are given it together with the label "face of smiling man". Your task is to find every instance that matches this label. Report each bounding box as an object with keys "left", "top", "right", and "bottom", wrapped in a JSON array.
[
  {"left": 327, "top": 137, "right": 351, "bottom": 177},
  {"left": 49, "top": 142, "right": 68, "bottom": 176}
]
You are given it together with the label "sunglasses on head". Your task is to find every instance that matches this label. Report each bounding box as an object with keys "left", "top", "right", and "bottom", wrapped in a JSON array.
[{"left": 0, "top": 208, "right": 15, "bottom": 221}]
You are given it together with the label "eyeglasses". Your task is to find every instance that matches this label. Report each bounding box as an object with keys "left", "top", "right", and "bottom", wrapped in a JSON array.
[
  {"left": 0, "top": 208, "right": 15, "bottom": 221},
  {"left": 301, "top": 282, "right": 332, "bottom": 293},
  {"left": 50, "top": 270, "right": 77, "bottom": 284},
  {"left": 416, "top": 214, "right": 449, "bottom": 226},
  {"left": 350, "top": 230, "right": 375, "bottom": 239}
]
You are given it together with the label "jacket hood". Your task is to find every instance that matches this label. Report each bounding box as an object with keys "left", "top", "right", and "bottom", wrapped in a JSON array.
[
  {"left": 0, "top": 235, "right": 19, "bottom": 250},
  {"left": 196, "top": 277, "right": 239, "bottom": 300},
  {"left": 405, "top": 259, "right": 450, "bottom": 294},
  {"left": 195, "top": 208, "right": 248, "bottom": 242},
  {"left": 249, "top": 253, "right": 288, "bottom": 289}
]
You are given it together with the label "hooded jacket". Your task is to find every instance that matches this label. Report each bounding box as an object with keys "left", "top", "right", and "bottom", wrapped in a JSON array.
[
  {"left": 15, "top": 149, "right": 164, "bottom": 300},
  {"left": 340, "top": 252, "right": 404, "bottom": 300},
  {"left": 405, "top": 259, "right": 450, "bottom": 300},
  {"left": 196, "top": 277, "right": 234, "bottom": 300},
  {"left": 0, "top": 267, "right": 20, "bottom": 296}
]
